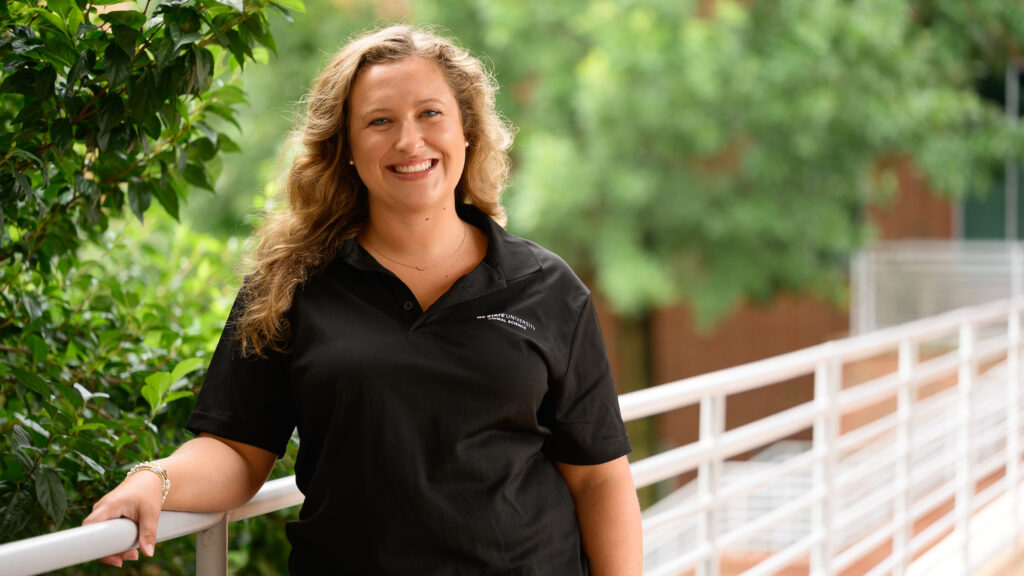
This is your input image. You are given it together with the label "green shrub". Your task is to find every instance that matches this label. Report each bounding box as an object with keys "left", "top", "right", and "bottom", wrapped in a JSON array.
[{"left": 0, "top": 0, "right": 304, "bottom": 572}]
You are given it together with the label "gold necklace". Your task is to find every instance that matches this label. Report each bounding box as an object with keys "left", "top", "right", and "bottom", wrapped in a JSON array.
[{"left": 364, "top": 222, "right": 469, "bottom": 272}]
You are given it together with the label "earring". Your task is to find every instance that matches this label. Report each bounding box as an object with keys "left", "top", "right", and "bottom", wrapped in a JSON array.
[
  {"left": 348, "top": 160, "right": 354, "bottom": 165},
  {"left": 465, "top": 142, "right": 469, "bottom": 148}
]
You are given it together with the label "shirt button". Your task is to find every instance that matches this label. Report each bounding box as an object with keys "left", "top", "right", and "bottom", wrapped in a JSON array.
[{"left": 403, "top": 301, "right": 415, "bottom": 311}]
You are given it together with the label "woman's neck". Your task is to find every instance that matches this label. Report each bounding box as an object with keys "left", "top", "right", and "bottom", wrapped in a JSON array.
[{"left": 360, "top": 203, "right": 468, "bottom": 269}]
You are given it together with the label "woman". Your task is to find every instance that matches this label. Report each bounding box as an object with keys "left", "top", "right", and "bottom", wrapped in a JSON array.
[{"left": 84, "top": 25, "right": 642, "bottom": 575}]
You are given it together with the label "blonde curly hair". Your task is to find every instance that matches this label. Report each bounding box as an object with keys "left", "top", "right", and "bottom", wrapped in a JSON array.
[{"left": 237, "top": 24, "right": 514, "bottom": 357}]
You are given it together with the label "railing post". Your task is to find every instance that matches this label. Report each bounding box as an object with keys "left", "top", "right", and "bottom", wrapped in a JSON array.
[
  {"left": 1009, "top": 305, "right": 1022, "bottom": 544},
  {"left": 196, "top": 516, "right": 228, "bottom": 576},
  {"left": 812, "top": 359, "right": 841, "bottom": 575},
  {"left": 956, "top": 322, "right": 977, "bottom": 575},
  {"left": 698, "top": 392, "right": 725, "bottom": 576},
  {"left": 893, "top": 338, "right": 919, "bottom": 576}
]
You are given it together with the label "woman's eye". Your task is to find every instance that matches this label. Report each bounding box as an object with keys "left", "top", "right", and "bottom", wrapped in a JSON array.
[
  {"left": 421, "top": 109, "right": 441, "bottom": 118},
  {"left": 368, "top": 118, "right": 388, "bottom": 127}
]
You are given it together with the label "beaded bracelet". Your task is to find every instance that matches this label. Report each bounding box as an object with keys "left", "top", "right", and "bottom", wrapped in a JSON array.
[{"left": 126, "top": 462, "right": 170, "bottom": 506}]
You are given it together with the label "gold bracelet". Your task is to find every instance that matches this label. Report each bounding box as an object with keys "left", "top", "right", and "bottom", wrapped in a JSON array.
[{"left": 126, "top": 462, "right": 170, "bottom": 505}]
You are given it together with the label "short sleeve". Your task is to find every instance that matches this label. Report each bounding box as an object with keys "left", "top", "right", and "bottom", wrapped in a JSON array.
[
  {"left": 541, "top": 297, "right": 631, "bottom": 465},
  {"left": 185, "top": 292, "right": 296, "bottom": 458}
]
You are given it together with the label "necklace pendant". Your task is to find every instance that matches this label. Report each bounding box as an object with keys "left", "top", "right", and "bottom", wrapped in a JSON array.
[{"left": 416, "top": 265, "right": 425, "bottom": 271}]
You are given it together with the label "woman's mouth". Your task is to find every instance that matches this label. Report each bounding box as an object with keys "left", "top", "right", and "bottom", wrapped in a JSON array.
[{"left": 391, "top": 159, "right": 436, "bottom": 174}]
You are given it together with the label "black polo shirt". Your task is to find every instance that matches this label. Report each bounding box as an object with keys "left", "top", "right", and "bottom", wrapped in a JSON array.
[{"left": 186, "top": 204, "right": 631, "bottom": 575}]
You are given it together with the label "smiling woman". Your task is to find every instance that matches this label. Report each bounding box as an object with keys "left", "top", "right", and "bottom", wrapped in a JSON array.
[{"left": 83, "top": 25, "right": 642, "bottom": 575}]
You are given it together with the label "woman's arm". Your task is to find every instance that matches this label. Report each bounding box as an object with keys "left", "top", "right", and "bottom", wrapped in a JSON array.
[
  {"left": 556, "top": 455, "right": 642, "bottom": 576},
  {"left": 82, "top": 433, "right": 276, "bottom": 567}
]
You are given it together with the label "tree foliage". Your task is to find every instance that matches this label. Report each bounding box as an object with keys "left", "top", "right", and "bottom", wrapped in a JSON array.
[
  {"left": 473, "top": 0, "right": 1024, "bottom": 320},
  {"left": 0, "top": 0, "right": 303, "bottom": 571}
]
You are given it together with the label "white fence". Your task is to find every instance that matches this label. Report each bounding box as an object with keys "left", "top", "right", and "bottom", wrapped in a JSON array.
[
  {"left": 2, "top": 298, "right": 1023, "bottom": 575},
  {"left": 851, "top": 240, "right": 1024, "bottom": 334}
]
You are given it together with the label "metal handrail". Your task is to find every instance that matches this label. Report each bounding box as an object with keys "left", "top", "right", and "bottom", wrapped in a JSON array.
[{"left": 2, "top": 298, "right": 1022, "bottom": 576}]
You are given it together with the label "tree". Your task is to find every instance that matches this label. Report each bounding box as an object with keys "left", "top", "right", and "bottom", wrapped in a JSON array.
[{"left": 0, "top": 1, "right": 304, "bottom": 572}]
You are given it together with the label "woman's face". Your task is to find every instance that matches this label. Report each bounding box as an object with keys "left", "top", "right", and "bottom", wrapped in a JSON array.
[{"left": 347, "top": 57, "right": 467, "bottom": 219}]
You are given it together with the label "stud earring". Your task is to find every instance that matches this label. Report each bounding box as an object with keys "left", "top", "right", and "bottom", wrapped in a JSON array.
[
  {"left": 465, "top": 142, "right": 469, "bottom": 148},
  {"left": 348, "top": 160, "right": 354, "bottom": 165}
]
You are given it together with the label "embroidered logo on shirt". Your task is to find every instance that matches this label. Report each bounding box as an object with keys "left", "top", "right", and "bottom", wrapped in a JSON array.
[{"left": 477, "top": 313, "right": 536, "bottom": 331}]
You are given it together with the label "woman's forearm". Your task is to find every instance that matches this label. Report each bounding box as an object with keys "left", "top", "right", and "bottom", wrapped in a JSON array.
[
  {"left": 157, "top": 434, "right": 275, "bottom": 511},
  {"left": 557, "top": 456, "right": 643, "bottom": 575}
]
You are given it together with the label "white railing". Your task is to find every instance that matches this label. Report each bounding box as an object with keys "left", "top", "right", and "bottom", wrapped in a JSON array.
[{"left": 2, "top": 298, "right": 1023, "bottom": 575}]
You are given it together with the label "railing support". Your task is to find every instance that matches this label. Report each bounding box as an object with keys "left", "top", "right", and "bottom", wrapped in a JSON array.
[
  {"left": 1009, "top": 306, "right": 1022, "bottom": 543},
  {"left": 196, "top": 517, "right": 228, "bottom": 576},
  {"left": 955, "top": 322, "right": 977, "bottom": 575},
  {"left": 811, "top": 358, "right": 841, "bottom": 574},
  {"left": 893, "top": 339, "right": 919, "bottom": 576},
  {"left": 697, "top": 392, "right": 725, "bottom": 576}
]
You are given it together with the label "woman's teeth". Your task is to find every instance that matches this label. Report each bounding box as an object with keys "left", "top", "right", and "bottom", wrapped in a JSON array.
[{"left": 394, "top": 160, "right": 432, "bottom": 174}]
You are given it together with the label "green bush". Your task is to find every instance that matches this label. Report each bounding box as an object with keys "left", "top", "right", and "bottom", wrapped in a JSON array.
[{"left": 0, "top": 0, "right": 303, "bottom": 572}]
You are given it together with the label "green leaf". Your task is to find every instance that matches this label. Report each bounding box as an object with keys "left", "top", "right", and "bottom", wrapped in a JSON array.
[
  {"left": 141, "top": 371, "right": 171, "bottom": 413},
  {"left": 184, "top": 162, "right": 213, "bottom": 190},
  {"left": 66, "top": 49, "right": 96, "bottom": 91},
  {"left": 204, "top": 102, "right": 240, "bottom": 129},
  {"left": 0, "top": 484, "right": 34, "bottom": 540},
  {"left": 153, "top": 178, "right": 180, "bottom": 220},
  {"left": 12, "top": 425, "right": 33, "bottom": 451},
  {"left": 74, "top": 173, "right": 99, "bottom": 199},
  {"left": 99, "top": 9, "right": 148, "bottom": 29},
  {"left": 52, "top": 411, "right": 75, "bottom": 434},
  {"left": 26, "top": 334, "right": 47, "bottom": 366},
  {"left": 214, "top": 0, "right": 243, "bottom": 12},
  {"left": 128, "top": 180, "right": 152, "bottom": 223},
  {"left": 22, "top": 294, "right": 43, "bottom": 320},
  {"left": 271, "top": 0, "right": 305, "bottom": 13},
  {"left": 103, "top": 44, "right": 133, "bottom": 88},
  {"left": 11, "top": 367, "right": 49, "bottom": 396},
  {"left": 166, "top": 10, "right": 204, "bottom": 52},
  {"left": 16, "top": 414, "right": 50, "bottom": 439},
  {"left": 55, "top": 380, "right": 84, "bottom": 411},
  {"left": 128, "top": 69, "right": 160, "bottom": 123},
  {"left": 217, "top": 132, "right": 240, "bottom": 152},
  {"left": 111, "top": 24, "right": 139, "bottom": 56},
  {"left": 12, "top": 447, "right": 34, "bottom": 473},
  {"left": 163, "top": 390, "right": 194, "bottom": 404},
  {"left": 50, "top": 118, "right": 72, "bottom": 154},
  {"left": 74, "top": 451, "right": 105, "bottom": 476},
  {"left": 72, "top": 421, "right": 109, "bottom": 432},
  {"left": 210, "top": 84, "right": 246, "bottom": 105},
  {"left": 169, "top": 356, "right": 205, "bottom": 384},
  {"left": 186, "top": 45, "right": 214, "bottom": 94},
  {"left": 34, "top": 467, "right": 67, "bottom": 526},
  {"left": 97, "top": 94, "right": 126, "bottom": 135},
  {"left": 30, "top": 8, "right": 70, "bottom": 39},
  {"left": 46, "top": 0, "right": 73, "bottom": 18},
  {"left": 0, "top": 69, "right": 43, "bottom": 97}
]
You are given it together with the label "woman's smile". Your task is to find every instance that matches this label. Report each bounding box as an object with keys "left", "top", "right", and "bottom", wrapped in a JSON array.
[{"left": 391, "top": 158, "right": 437, "bottom": 175}]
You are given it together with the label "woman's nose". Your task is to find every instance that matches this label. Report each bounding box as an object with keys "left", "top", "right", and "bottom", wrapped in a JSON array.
[{"left": 394, "top": 120, "right": 423, "bottom": 153}]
